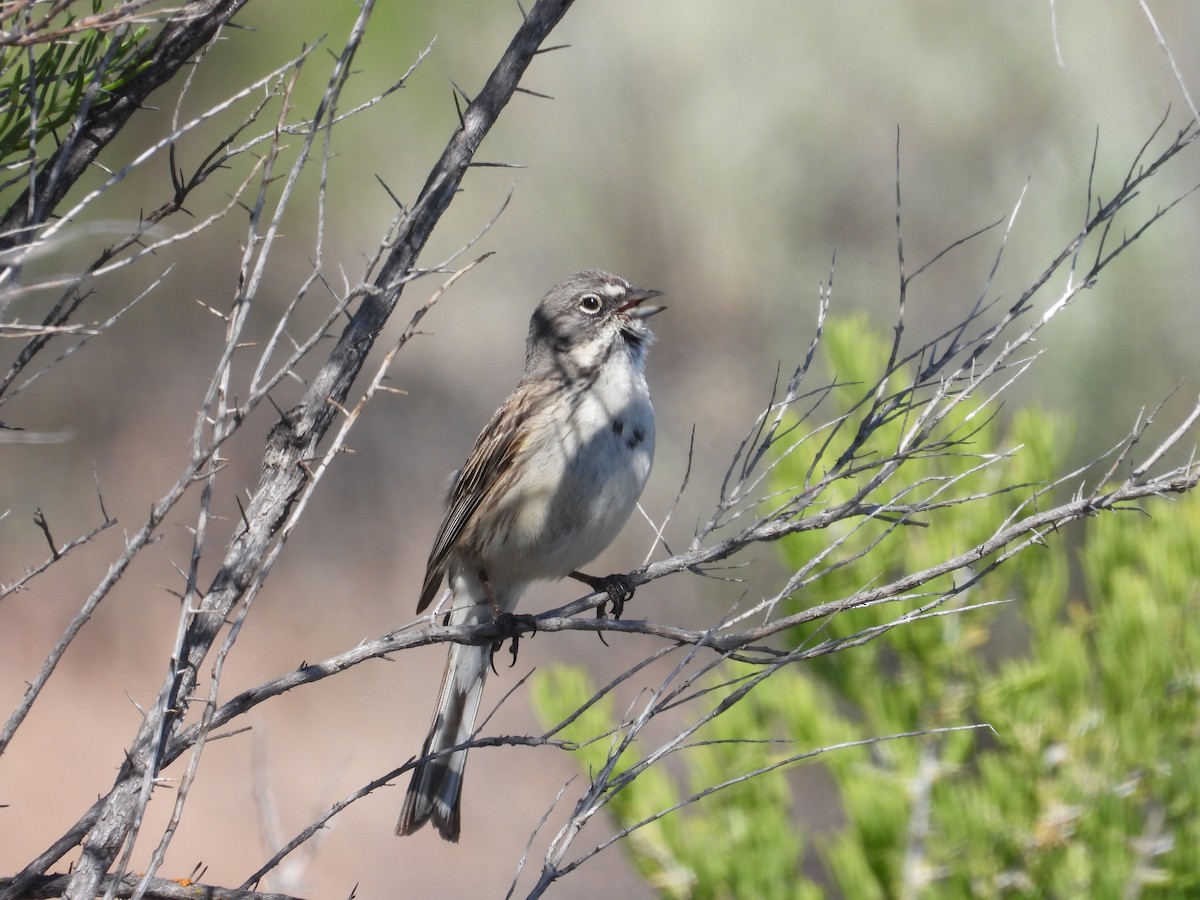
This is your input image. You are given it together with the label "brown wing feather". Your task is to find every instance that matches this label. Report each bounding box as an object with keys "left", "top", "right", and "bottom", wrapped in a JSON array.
[{"left": 415, "top": 385, "right": 543, "bottom": 613}]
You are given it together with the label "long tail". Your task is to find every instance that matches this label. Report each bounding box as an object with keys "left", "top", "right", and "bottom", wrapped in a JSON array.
[{"left": 396, "top": 603, "right": 491, "bottom": 841}]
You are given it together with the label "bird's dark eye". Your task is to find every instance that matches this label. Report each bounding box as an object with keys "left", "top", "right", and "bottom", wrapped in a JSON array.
[{"left": 578, "top": 293, "right": 603, "bottom": 314}]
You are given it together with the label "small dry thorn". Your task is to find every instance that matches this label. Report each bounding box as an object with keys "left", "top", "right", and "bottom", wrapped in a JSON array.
[
  {"left": 33, "top": 508, "right": 58, "bottom": 559},
  {"left": 374, "top": 174, "right": 404, "bottom": 210},
  {"left": 266, "top": 394, "right": 287, "bottom": 421},
  {"left": 451, "top": 88, "right": 464, "bottom": 127},
  {"left": 194, "top": 299, "right": 228, "bottom": 320},
  {"left": 449, "top": 79, "right": 473, "bottom": 104}
]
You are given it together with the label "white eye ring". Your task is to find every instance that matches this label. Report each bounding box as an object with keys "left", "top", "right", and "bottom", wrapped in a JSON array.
[{"left": 578, "top": 293, "right": 603, "bottom": 314}]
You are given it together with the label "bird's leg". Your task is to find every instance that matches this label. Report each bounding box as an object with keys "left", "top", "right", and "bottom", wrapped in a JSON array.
[
  {"left": 479, "top": 569, "right": 537, "bottom": 673},
  {"left": 479, "top": 569, "right": 503, "bottom": 617},
  {"left": 569, "top": 571, "right": 636, "bottom": 620}
]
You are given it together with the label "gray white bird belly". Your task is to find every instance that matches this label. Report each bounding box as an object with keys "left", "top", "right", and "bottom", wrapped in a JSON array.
[{"left": 483, "top": 373, "right": 654, "bottom": 581}]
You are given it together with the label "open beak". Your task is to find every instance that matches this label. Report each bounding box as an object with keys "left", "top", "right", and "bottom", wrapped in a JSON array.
[{"left": 618, "top": 287, "right": 666, "bottom": 319}]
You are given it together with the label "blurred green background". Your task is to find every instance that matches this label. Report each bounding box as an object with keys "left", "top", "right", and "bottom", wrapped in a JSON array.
[{"left": 2, "top": 1, "right": 1198, "bottom": 897}]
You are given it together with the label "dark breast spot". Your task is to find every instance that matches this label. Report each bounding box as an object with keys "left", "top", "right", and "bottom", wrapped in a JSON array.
[
  {"left": 611, "top": 418, "right": 624, "bottom": 437},
  {"left": 626, "top": 426, "right": 646, "bottom": 450}
]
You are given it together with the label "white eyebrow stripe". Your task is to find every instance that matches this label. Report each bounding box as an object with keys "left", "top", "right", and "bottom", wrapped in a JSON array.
[{"left": 599, "top": 281, "right": 624, "bottom": 298}]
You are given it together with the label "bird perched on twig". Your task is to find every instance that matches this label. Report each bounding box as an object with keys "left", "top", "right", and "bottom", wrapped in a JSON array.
[{"left": 397, "top": 269, "right": 665, "bottom": 841}]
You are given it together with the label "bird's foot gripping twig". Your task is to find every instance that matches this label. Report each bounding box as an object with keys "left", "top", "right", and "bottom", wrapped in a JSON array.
[
  {"left": 569, "top": 571, "right": 636, "bottom": 620},
  {"left": 488, "top": 611, "right": 538, "bottom": 674}
]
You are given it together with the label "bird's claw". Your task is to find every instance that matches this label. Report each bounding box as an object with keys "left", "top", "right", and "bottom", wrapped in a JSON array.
[
  {"left": 568, "top": 570, "right": 638, "bottom": 647},
  {"left": 488, "top": 612, "right": 538, "bottom": 674},
  {"left": 591, "top": 573, "right": 636, "bottom": 620}
]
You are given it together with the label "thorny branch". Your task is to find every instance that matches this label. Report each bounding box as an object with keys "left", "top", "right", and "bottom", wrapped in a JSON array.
[
  {"left": 132, "top": 427, "right": 1196, "bottom": 765},
  {"left": 0, "top": 40, "right": 323, "bottom": 401},
  {"left": 0, "top": 872, "right": 304, "bottom": 900},
  {"left": 0, "top": 2, "right": 188, "bottom": 49},
  {"left": 0, "top": 0, "right": 252, "bottom": 265},
  {"left": 2, "top": 1, "right": 579, "bottom": 899},
  {"left": 2, "top": 3, "right": 1200, "bottom": 900}
]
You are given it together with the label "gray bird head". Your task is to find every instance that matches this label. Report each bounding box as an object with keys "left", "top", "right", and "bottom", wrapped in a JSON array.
[{"left": 525, "top": 270, "right": 664, "bottom": 378}]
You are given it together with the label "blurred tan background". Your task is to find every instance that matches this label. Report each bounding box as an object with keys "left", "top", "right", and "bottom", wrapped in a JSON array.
[{"left": 3, "top": 1, "right": 1199, "bottom": 896}]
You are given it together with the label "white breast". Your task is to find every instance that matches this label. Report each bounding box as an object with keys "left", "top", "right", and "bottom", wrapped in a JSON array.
[{"left": 485, "top": 344, "right": 654, "bottom": 582}]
